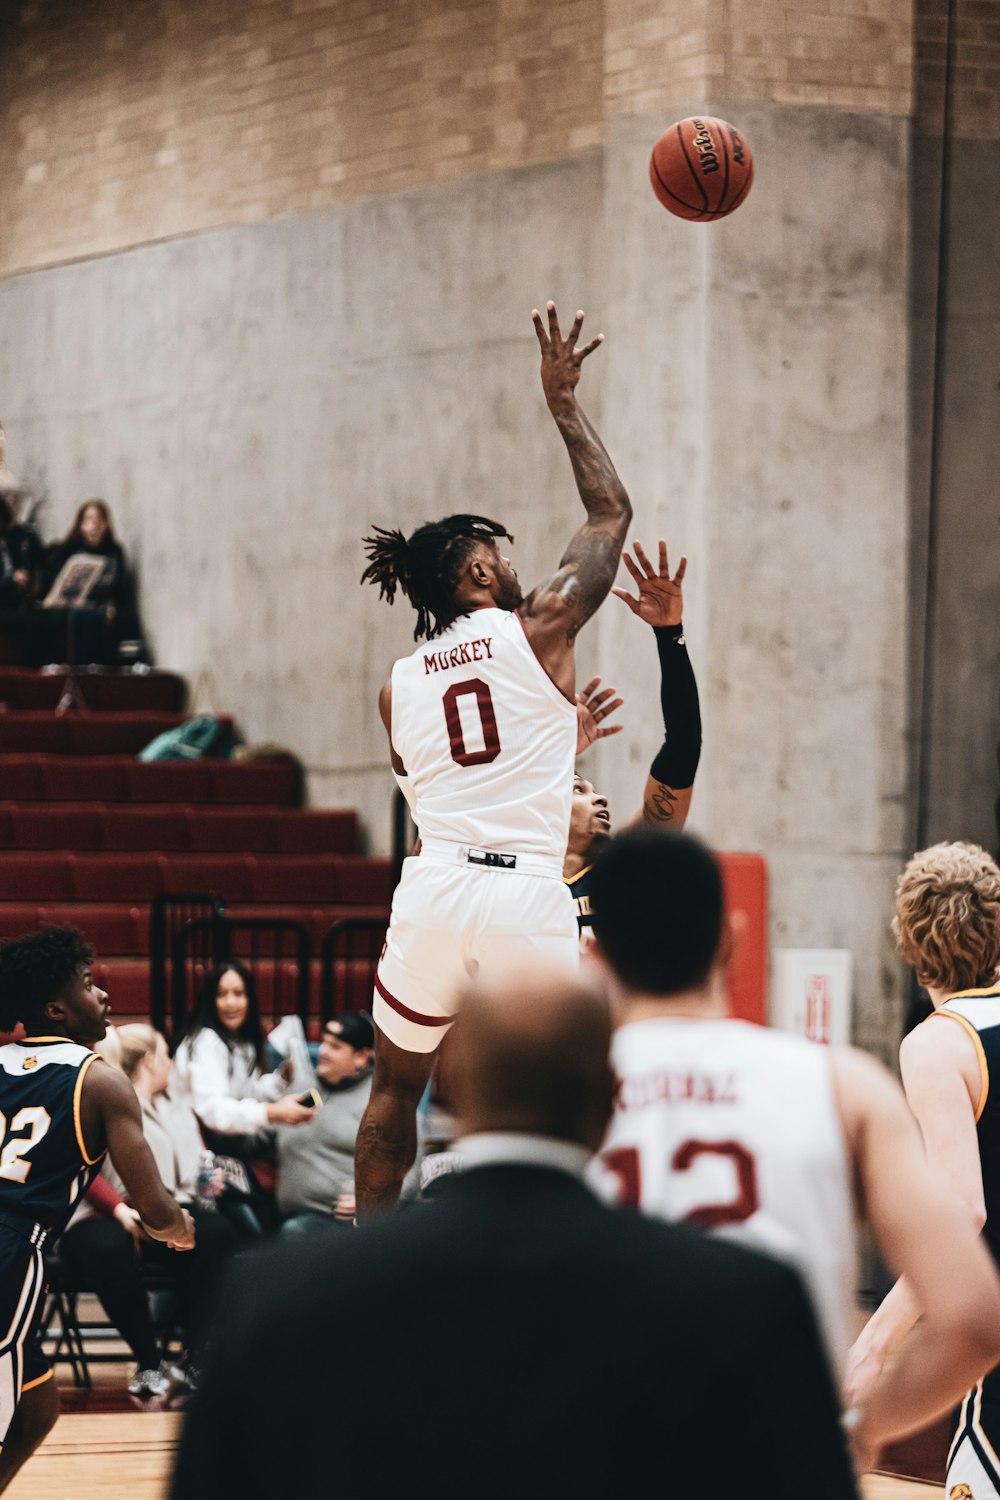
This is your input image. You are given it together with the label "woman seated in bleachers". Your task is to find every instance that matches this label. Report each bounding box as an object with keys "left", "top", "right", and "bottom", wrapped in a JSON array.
[
  {"left": 59, "top": 1025, "right": 237, "bottom": 1400},
  {"left": 173, "top": 962, "right": 313, "bottom": 1139},
  {"left": 43, "top": 498, "right": 145, "bottom": 664}
]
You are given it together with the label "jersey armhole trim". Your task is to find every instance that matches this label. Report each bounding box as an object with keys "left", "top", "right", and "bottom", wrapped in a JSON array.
[
  {"left": 513, "top": 611, "right": 577, "bottom": 708},
  {"left": 73, "top": 1054, "right": 104, "bottom": 1165},
  {"left": 564, "top": 864, "right": 593, "bottom": 888},
  {"left": 20, "top": 1370, "right": 53, "bottom": 1393},
  {"left": 932, "top": 1009, "right": 989, "bottom": 1123}
]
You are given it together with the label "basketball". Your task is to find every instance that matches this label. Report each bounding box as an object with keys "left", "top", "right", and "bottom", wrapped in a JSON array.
[{"left": 649, "top": 116, "right": 754, "bottom": 221}]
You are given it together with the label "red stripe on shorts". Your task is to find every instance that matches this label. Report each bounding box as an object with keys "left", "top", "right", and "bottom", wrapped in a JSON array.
[{"left": 374, "top": 970, "right": 452, "bottom": 1028}]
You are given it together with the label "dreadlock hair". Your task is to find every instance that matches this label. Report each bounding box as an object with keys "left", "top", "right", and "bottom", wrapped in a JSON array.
[
  {"left": 0, "top": 927, "right": 94, "bottom": 1034},
  {"left": 361, "top": 514, "right": 513, "bottom": 641}
]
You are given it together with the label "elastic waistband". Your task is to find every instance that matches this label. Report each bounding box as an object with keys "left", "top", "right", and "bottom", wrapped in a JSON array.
[
  {"left": 418, "top": 838, "right": 564, "bottom": 880},
  {"left": 0, "top": 1206, "right": 49, "bottom": 1250}
]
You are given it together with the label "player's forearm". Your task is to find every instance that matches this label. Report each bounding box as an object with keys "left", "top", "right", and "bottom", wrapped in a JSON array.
[
  {"left": 650, "top": 624, "right": 701, "bottom": 788},
  {"left": 548, "top": 394, "right": 630, "bottom": 522},
  {"left": 139, "top": 1193, "right": 187, "bottom": 1239},
  {"left": 860, "top": 1314, "right": 1000, "bottom": 1455},
  {"left": 854, "top": 1276, "right": 921, "bottom": 1364}
]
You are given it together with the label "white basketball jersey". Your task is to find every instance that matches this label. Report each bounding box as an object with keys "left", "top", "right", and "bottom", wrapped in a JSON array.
[
  {"left": 600, "top": 1018, "right": 856, "bottom": 1374},
  {"left": 390, "top": 607, "right": 577, "bottom": 859}
]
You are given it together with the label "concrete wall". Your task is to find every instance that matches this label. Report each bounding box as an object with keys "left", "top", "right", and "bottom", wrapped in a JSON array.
[{"left": 0, "top": 154, "right": 604, "bottom": 853}]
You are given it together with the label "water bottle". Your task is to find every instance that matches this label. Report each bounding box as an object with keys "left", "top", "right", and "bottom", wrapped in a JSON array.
[{"left": 195, "top": 1149, "right": 217, "bottom": 1212}]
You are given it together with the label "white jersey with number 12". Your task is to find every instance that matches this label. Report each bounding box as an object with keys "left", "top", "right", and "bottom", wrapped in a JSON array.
[
  {"left": 600, "top": 1017, "right": 856, "bottom": 1375},
  {"left": 390, "top": 606, "right": 577, "bottom": 859}
]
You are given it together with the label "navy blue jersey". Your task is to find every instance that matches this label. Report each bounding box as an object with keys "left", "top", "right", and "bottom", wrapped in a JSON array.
[
  {"left": 935, "top": 986, "right": 1000, "bottom": 1267},
  {"left": 0, "top": 1037, "right": 104, "bottom": 1237},
  {"left": 566, "top": 865, "right": 593, "bottom": 937}
]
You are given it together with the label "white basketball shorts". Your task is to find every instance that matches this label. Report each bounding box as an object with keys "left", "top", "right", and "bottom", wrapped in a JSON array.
[{"left": 373, "top": 844, "right": 579, "bottom": 1054}]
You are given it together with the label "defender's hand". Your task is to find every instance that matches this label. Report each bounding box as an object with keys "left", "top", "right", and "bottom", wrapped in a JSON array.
[
  {"left": 576, "top": 677, "right": 624, "bottom": 754},
  {"left": 531, "top": 302, "right": 604, "bottom": 411},
  {"left": 612, "top": 540, "right": 687, "bottom": 628}
]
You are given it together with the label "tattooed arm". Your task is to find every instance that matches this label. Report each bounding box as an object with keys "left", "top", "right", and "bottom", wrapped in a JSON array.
[
  {"left": 614, "top": 542, "right": 701, "bottom": 832},
  {"left": 519, "top": 302, "right": 632, "bottom": 698}
]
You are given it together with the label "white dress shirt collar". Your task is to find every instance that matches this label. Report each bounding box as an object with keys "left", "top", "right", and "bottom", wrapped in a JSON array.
[{"left": 451, "top": 1131, "right": 592, "bottom": 1181}]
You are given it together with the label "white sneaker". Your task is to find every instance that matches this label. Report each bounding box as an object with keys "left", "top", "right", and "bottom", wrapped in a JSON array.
[{"left": 128, "top": 1365, "right": 171, "bottom": 1399}]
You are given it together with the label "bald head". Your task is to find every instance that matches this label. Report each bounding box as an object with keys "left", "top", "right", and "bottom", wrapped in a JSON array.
[{"left": 448, "top": 963, "right": 614, "bottom": 1153}]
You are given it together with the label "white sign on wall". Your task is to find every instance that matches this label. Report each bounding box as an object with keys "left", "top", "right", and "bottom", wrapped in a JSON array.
[{"left": 772, "top": 949, "right": 853, "bottom": 1046}]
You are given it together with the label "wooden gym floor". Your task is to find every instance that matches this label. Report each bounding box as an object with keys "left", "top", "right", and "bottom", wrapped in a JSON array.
[{"left": 2, "top": 1406, "right": 944, "bottom": 1499}]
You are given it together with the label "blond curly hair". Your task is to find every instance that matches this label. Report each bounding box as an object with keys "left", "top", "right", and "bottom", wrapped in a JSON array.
[{"left": 894, "top": 841, "right": 1000, "bottom": 992}]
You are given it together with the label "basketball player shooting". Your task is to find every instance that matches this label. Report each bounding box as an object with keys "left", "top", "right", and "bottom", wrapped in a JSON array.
[{"left": 356, "top": 301, "right": 632, "bottom": 1216}]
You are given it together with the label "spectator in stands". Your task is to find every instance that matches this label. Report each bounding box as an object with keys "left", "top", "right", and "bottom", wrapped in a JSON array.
[
  {"left": 60, "top": 1025, "right": 237, "bottom": 1400},
  {"left": 43, "top": 499, "right": 144, "bottom": 663},
  {"left": 0, "top": 493, "right": 45, "bottom": 663},
  {"left": 275, "top": 1012, "right": 421, "bottom": 1231},
  {"left": 173, "top": 963, "right": 313, "bottom": 1141}
]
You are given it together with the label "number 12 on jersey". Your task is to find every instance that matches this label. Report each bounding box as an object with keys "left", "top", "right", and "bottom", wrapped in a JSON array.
[
  {"left": 443, "top": 679, "right": 501, "bottom": 768},
  {"left": 603, "top": 1139, "right": 759, "bottom": 1229}
]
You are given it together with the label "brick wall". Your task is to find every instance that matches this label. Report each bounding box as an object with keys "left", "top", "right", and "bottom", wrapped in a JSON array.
[
  {"left": 916, "top": 0, "right": 1000, "bottom": 136},
  {"left": 3, "top": 0, "right": 992, "bottom": 277}
]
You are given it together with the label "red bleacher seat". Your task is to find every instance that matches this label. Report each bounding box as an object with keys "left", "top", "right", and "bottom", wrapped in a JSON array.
[
  {"left": 187, "top": 809, "right": 279, "bottom": 854},
  {"left": 0, "top": 757, "right": 42, "bottom": 798},
  {"left": 93, "top": 959, "right": 151, "bottom": 1016},
  {"left": 248, "top": 856, "right": 346, "bottom": 904},
  {"left": 0, "top": 671, "right": 186, "bottom": 714},
  {"left": 70, "top": 854, "right": 164, "bottom": 902},
  {"left": 0, "top": 903, "right": 148, "bottom": 953},
  {"left": 273, "top": 810, "right": 358, "bottom": 854},
  {"left": 208, "top": 761, "right": 300, "bottom": 807},
  {"left": 230, "top": 904, "right": 389, "bottom": 945},
  {"left": 0, "top": 854, "right": 73, "bottom": 901},
  {"left": 41, "top": 757, "right": 131, "bottom": 801},
  {"left": 160, "top": 855, "right": 254, "bottom": 902},
  {"left": 0, "top": 718, "right": 70, "bottom": 754},
  {"left": 126, "top": 762, "right": 214, "bottom": 802},
  {"left": 102, "top": 807, "right": 192, "bottom": 852},
  {"left": 8, "top": 806, "right": 103, "bottom": 850}
]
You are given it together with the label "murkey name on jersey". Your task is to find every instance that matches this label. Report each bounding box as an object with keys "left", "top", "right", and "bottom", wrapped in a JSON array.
[
  {"left": 616, "top": 1069, "right": 739, "bottom": 1111},
  {"left": 423, "top": 637, "right": 494, "bottom": 674}
]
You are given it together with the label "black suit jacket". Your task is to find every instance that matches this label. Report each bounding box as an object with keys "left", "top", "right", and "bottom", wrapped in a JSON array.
[{"left": 172, "top": 1164, "right": 858, "bottom": 1499}]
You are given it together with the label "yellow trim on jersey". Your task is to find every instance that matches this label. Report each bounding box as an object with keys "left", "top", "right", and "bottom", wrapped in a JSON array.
[
  {"left": 563, "top": 865, "right": 593, "bottom": 888},
  {"left": 973, "top": 1379, "right": 1000, "bottom": 1475},
  {"left": 73, "top": 1054, "right": 103, "bottom": 1166},
  {"left": 16, "top": 1037, "right": 71, "bottom": 1046},
  {"left": 20, "top": 1370, "right": 53, "bottom": 1394},
  {"left": 948, "top": 986, "right": 1000, "bottom": 1000},
  {"left": 932, "top": 1009, "right": 990, "bottom": 1122}
]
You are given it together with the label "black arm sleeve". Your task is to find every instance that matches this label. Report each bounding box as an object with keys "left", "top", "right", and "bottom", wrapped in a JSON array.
[{"left": 649, "top": 623, "right": 702, "bottom": 788}]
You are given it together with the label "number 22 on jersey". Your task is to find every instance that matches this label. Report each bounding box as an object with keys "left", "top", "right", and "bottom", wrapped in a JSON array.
[
  {"left": 0, "top": 1108, "right": 51, "bottom": 1183},
  {"left": 603, "top": 1138, "right": 759, "bottom": 1229}
]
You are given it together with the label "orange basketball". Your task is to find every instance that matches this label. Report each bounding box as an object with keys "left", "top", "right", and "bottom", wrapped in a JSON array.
[{"left": 649, "top": 116, "right": 754, "bottom": 222}]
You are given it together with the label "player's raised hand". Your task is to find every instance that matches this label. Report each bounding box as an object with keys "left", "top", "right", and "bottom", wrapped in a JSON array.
[
  {"left": 532, "top": 302, "right": 604, "bottom": 409},
  {"left": 576, "top": 676, "right": 624, "bottom": 754},
  {"left": 612, "top": 540, "right": 686, "bottom": 629}
]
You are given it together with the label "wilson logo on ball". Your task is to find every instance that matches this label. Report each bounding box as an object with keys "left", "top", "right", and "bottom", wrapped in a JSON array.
[{"left": 649, "top": 116, "right": 755, "bottom": 222}]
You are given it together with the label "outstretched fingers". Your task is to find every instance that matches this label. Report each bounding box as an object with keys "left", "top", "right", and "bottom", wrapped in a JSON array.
[
  {"left": 631, "top": 541, "right": 657, "bottom": 580},
  {"left": 674, "top": 555, "right": 688, "bottom": 585},
  {"left": 531, "top": 308, "right": 550, "bottom": 351},
  {"left": 576, "top": 333, "right": 604, "bottom": 363}
]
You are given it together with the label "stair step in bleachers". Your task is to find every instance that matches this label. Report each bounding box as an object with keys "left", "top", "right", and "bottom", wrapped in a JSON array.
[
  {"left": 0, "top": 755, "right": 302, "bottom": 805},
  {"left": 0, "top": 713, "right": 233, "bottom": 756},
  {"left": 0, "top": 805, "right": 358, "bottom": 853},
  {"left": 0, "top": 852, "right": 394, "bottom": 906},
  {"left": 0, "top": 670, "right": 186, "bottom": 714},
  {"left": 0, "top": 903, "right": 390, "bottom": 954}
]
